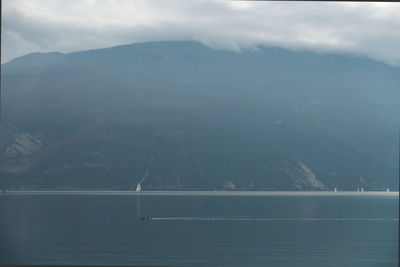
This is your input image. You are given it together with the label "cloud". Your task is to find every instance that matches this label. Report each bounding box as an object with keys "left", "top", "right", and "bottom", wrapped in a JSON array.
[{"left": 2, "top": 0, "right": 400, "bottom": 66}]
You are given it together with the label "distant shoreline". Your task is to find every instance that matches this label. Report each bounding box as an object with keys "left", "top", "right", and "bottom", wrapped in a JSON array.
[{"left": 2, "top": 190, "right": 398, "bottom": 197}]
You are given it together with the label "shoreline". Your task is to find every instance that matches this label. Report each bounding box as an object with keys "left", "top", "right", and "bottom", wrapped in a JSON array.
[{"left": 2, "top": 190, "right": 398, "bottom": 197}]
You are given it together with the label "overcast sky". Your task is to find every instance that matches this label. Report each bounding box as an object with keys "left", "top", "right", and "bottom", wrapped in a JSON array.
[{"left": 2, "top": 0, "right": 400, "bottom": 66}]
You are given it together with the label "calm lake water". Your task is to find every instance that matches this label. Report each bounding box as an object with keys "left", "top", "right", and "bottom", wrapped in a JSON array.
[{"left": 0, "top": 191, "right": 398, "bottom": 266}]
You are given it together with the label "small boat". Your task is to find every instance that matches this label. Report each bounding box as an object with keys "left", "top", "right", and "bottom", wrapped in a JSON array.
[
  {"left": 361, "top": 187, "right": 364, "bottom": 192},
  {"left": 141, "top": 217, "right": 152, "bottom": 221},
  {"left": 334, "top": 187, "right": 337, "bottom": 192},
  {"left": 1, "top": 189, "right": 5, "bottom": 195},
  {"left": 136, "top": 183, "right": 142, "bottom": 192},
  {"left": 386, "top": 187, "right": 390, "bottom": 192}
]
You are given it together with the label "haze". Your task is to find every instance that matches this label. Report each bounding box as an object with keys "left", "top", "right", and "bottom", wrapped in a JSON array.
[{"left": 2, "top": 1, "right": 400, "bottom": 66}]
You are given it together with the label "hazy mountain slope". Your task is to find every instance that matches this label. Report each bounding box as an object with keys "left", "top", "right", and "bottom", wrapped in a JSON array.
[{"left": 1, "top": 41, "right": 399, "bottom": 190}]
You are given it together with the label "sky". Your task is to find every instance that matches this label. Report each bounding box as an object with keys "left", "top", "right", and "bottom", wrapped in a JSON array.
[{"left": 2, "top": 0, "right": 400, "bottom": 66}]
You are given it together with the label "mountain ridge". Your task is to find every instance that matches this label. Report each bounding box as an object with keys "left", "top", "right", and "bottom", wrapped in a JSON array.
[{"left": 1, "top": 41, "right": 399, "bottom": 190}]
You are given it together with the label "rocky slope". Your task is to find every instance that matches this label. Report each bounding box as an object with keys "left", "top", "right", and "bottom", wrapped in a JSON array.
[{"left": 1, "top": 41, "right": 399, "bottom": 190}]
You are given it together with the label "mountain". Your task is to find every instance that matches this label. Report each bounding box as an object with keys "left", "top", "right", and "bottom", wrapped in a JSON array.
[{"left": 1, "top": 41, "right": 399, "bottom": 190}]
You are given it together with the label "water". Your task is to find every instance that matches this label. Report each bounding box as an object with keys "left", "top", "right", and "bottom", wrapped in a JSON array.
[{"left": 0, "top": 191, "right": 398, "bottom": 266}]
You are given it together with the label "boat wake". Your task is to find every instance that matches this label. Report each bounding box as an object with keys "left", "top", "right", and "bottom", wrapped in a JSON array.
[{"left": 148, "top": 216, "right": 399, "bottom": 222}]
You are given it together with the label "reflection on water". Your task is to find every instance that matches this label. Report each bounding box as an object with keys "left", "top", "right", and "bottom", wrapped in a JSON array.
[
  {"left": 0, "top": 193, "right": 398, "bottom": 266},
  {"left": 136, "top": 196, "right": 141, "bottom": 218}
]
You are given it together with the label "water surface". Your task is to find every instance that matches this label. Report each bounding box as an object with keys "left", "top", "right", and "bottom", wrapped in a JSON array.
[{"left": 0, "top": 191, "right": 398, "bottom": 266}]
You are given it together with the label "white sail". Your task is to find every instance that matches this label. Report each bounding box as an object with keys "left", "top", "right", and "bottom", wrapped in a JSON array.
[
  {"left": 136, "top": 183, "right": 142, "bottom": 192},
  {"left": 361, "top": 187, "right": 364, "bottom": 192},
  {"left": 334, "top": 187, "right": 337, "bottom": 192},
  {"left": 386, "top": 187, "right": 389, "bottom": 192}
]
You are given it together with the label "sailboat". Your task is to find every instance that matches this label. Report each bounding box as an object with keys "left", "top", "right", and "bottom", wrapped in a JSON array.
[
  {"left": 334, "top": 187, "right": 337, "bottom": 192},
  {"left": 136, "top": 182, "right": 142, "bottom": 192},
  {"left": 386, "top": 187, "right": 390, "bottom": 192},
  {"left": 361, "top": 187, "right": 364, "bottom": 192}
]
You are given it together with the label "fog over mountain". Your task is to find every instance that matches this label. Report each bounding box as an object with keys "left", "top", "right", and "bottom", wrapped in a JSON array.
[
  {"left": 3, "top": 1, "right": 400, "bottom": 66},
  {"left": 1, "top": 41, "right": 399, "bottom": 190}
]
